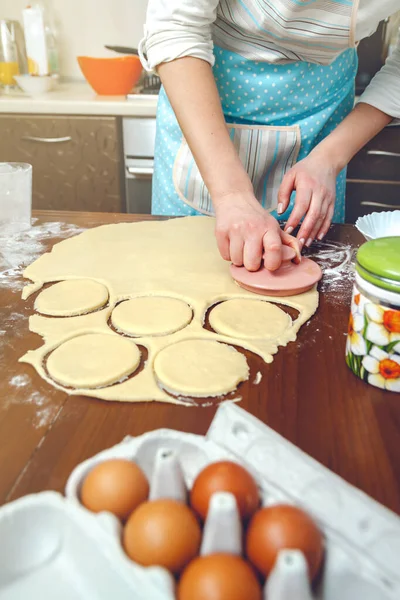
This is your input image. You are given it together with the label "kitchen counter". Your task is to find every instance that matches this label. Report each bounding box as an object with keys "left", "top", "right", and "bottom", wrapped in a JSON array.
[
  {"left": 0, "top": 81, "right": 158, "bottom": 117},
  {"left": 0, "top": 82, "right": 361, "bottom": 119},
  {"left": 1, "top": 211, "right": 399, "bottom": 515}
]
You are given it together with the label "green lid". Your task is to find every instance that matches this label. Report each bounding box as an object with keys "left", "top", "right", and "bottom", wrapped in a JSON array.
[{"left": 356, "top": 237, "right": 400, "bottom": 293}]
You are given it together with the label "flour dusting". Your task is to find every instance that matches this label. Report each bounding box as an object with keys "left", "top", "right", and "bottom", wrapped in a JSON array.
[
  {"left": 10, "top": 374, "right": 31, "bottom": 387},
  {"left": 253, "top": 371, "right": 262, "bottom": 385},
  {"left": 0, "top": 220, "right": 84, "bottom": 431},
  {"left": 306, "top": 240, "right": 356, "bottom": 300},
  {"left": 27, "top": 391, "right": 48, "bottom": 407},
  {"left": 2, "top": 378, "right": 58, "bottom": 429},
  {"left": 35, "top": 407, "right": 58, "bottom": 429},
  {"left": 0, "top": 219, "right": 86, "bottom": 292},
  {"left": 27, "top": 391, "right": 59, "bottom": 428}
]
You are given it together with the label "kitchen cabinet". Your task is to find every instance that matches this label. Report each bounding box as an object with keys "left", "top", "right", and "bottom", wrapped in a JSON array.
[
  {"left": 0, "top": 114, "right": 124, "bottom": 212},
  {"left": 346, "top": 124, "right": 400, "bottom": 223}
]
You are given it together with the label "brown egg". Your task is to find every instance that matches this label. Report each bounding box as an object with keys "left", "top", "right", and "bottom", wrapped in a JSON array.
[
  {"left": 80, "top": 459, "right": 149, "bottom": 521},
  {"left": 178, "top": 554, "right": 262, "bottom": 600},
  {"left": 123, "top": 499, "right": 201, "bottom": 575},
  {"left": 190, "top": 461, "right": 260, "bottom": 521},
  {"left": 246, "top": 504, "right": 324, "bottom": 580}
]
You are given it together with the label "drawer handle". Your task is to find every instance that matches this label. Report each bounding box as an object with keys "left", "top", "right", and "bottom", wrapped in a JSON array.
[
  {"left": 21, "top": 136, "right": 72, "bottom": 144},
  {"left": 367, "top": 150, "right": 400, "bottom": 158},
  {"left": 126, "top": 166, "right": 153, "bottom": 179},
  {"left": 361, "top": 201, "right": 400, "bottom": 209}
]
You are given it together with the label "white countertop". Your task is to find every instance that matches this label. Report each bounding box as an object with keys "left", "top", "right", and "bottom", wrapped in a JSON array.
[
  {"left": 0, "top": 81, "right": 158, "bottom": 118},
  {"left": 0, "top": 80, "right": 362, "bottom": 120}
]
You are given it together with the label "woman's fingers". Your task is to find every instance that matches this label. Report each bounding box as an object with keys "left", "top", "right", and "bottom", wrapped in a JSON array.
[
  {"left": 281, "top": 231, "right": 301, "bottom": 263},
  {"left": 243, "top": 234, "right": 264, "bottom": 272},
  {"left": 215, "top": 226, "right": 230, "bottom": 261},
  {"left": 307, "top": 198, "right": 329, "bottom": 245},
  {"left": 277, "top": 170, "right": 295, "bottom": 216},
  {"left": 229, "top": 228, "right": 245, "bottom": 266},
  {"left": 284, "top": 186, "right": 312, "bottom": 236},
  {"left": 263, "top": 227, "right": 283, "bottom": 271},
  {"left": 316, "top": 203, "right": 335, "bottom": 241},
  {"left": 296, "top": 191, "right": 324, "bottom": 246}
]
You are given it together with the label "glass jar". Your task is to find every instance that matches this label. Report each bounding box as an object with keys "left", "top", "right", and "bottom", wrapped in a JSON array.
[{"left": 346, "top": 237, "right": 400, "bottom": 393}]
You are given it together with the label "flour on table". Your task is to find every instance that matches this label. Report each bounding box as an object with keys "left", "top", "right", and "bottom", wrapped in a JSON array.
[
  {"left": 306, "top": 240, "right": 356, "bottom": 300},
  {"left": 254, "top": 372, "right": 262, "bottom": 385},
  {"left": 2, "top": 378, "right": 58, "bottom": 430},
  {"left": 10, "top": 374, "right": 31, "bottom": 388},
  {"left": 1, "top": 220, "right": 88, "bottom": 371},
  {"left": 19, "top": 217, "right": 319, "bottom": 404},
  {"left": 0, "top": 220, "right": 86, "bottom": 293}
]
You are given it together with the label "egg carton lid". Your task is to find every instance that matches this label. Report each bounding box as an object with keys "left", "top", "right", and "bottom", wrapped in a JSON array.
[
  {"left": 0, "top": 490, "right": 175, "bottom": 600},
  {"left": 208, "top": 404, "right": 400, "bottom": 586}
]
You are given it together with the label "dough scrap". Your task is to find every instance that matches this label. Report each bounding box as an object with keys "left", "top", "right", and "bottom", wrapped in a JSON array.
[
  {"left": 111, "top": 296, "right": 192, "bottom": 336},
  {"left": 46, "top": 333, "right": 140, "bottom": 388},
  {"left": 20, "top": 217, "right": 319, "bottom": 404},
  {"left": 154, "top": 339, "right": 249, "bottom": 397},
  {"left": 209, "top": 299, "right": 291, "bottom": 339},
  {"left": 35, "top": 279, "right": 108, "bottom": 316}
]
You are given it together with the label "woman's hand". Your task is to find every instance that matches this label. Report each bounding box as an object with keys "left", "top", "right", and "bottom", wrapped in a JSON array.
[
  {"left": 214, "top": 191, "right": 300, "bottom": 272},
  {"left": 277, "top": 151, "right": 338, "bottom": 247}
]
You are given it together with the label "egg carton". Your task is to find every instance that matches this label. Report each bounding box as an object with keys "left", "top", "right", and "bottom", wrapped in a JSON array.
[
  {"left": 0, "top": 403, "right": 399, "bottom": 599},
  {"left": 0, "top": 491, "right": 173, "bottom": 600}
]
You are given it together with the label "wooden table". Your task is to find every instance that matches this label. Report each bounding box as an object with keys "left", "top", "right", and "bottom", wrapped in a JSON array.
[{"left": 1, "top": 211, "right": 399, "bottom": 516}]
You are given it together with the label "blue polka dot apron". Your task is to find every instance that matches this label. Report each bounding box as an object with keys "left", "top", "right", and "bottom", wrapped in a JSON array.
[{"left": 152, "top": 2, "right": 358, "bottom": 222}]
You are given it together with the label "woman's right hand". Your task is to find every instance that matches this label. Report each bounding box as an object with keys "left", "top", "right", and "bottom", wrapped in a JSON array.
[{"left": 214, "top": 191, "right": 300, "bottom": 272}]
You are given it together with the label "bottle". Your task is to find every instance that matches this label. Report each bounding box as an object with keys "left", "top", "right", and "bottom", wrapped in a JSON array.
[
  {"left": 0, "top": 20, "right": 28, "bottom": 88},
  {"left": 45, "top": 22, "right": 59, "bottom": 75},
  {"left": 23, "top": 2, "right": 59, "bottom": 75}
]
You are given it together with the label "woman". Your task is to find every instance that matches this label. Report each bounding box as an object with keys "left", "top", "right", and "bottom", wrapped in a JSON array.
[{"left": 139, "top": 1, "right": 400, "bottom": 271}]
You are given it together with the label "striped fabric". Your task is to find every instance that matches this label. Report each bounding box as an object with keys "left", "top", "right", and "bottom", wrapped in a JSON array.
[
  {"left": 173, "top": 124, "right": 301, "bottom": 215},
  {"left": 212, "top": 0, "right": 357, "bottom": 65}
]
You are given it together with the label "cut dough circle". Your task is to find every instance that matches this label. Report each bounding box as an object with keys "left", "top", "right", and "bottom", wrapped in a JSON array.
[
  {"left": 47, "top": 333, "right": 141, "bottom": 389},
  {"left": 154, "top": 339, "right": 249, "bottom": 398},
  {"left": 35, "top": 280, "right": 109, "bottom": 316},
  {"left": 209, "top": 299, "right": 291, "bottom": 339},
  {"left": 111, "top": 296, "right": 192, "bottom": 336}
]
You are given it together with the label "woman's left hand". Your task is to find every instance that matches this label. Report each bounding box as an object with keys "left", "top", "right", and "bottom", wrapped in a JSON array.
[{"left": 277, "top": 152, "right": 338, "bottom": 248}]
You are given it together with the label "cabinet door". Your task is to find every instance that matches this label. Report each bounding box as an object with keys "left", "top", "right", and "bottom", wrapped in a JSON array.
[
  {"left": 0, "top": 115, "right": 124, "bottom": 212},
  {"left": 346, "top": 181, "right": 400, "bottom": 224},
  {"left": 347, "top": 125, "right": 400, "bottom": 183}
]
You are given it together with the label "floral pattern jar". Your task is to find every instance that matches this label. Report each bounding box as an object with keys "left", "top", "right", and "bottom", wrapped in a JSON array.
[{"left": 346, "top": 237, "right": 400, "bottom": 393}]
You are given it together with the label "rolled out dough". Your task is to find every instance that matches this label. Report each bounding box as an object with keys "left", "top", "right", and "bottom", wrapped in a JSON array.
[
  {"left": 35, "top": 279, "right": 108, "bottom": 316},
  {"left": 154, "top": 339, "right": 249, "bottom": 397},
  {"left": 20, "top": 217, "right": 319, "bottom": 404},
  {"left": 209, "top": 299, "right": 291, "bottom": 339},
  {"left": 46, "top": 333, "right": 141, "bottom": 389},
  {"left": 111, "top": 296, "right": 192, "bottom": 336}
]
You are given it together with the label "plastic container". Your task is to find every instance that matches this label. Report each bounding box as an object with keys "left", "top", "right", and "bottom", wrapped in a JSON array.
[
  {"left": 346, "top": 237, "right": 400, "bottom": 392},
  {"left": 1, "top": 403, "right": 399, "bottom": 599}
]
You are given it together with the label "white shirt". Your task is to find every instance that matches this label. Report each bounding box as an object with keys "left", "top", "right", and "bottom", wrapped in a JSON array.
[{"left": 140, "top": 0, "right": 400, "bottom": 118}]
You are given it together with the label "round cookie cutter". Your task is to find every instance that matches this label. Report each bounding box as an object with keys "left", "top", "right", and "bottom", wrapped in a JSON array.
[{"left": 231, "top": 247, "right": 322, "bottom": 297}]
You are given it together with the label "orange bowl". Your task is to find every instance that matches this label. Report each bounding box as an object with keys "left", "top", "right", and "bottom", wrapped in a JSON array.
[{"left": 77, "top": 56, "right": 143, "bottom": 95}]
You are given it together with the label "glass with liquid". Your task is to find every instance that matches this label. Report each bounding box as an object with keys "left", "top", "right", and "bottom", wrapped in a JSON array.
[{"left": 0, "top": 163, "right": 32, "bottom": 235}]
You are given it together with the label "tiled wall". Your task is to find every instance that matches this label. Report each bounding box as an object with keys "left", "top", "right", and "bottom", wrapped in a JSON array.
[{"left": 1, "top": 0, "right": 148, "bottom": 78}]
